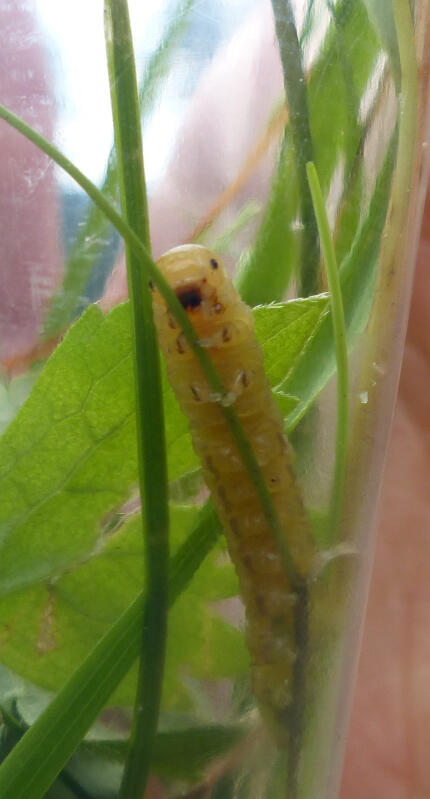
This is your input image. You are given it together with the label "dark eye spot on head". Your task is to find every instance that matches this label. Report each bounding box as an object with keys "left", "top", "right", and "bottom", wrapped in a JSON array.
[
  {"left": 176, "top": 285, "right": 202, "bottom": 310},
  {"left": 210, "top": 258, "right": 218, "bottom": 270}
]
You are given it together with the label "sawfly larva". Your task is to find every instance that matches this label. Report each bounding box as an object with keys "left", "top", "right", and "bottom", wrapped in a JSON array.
[{"left": 152, "top": 244, "right": 316, "bottom": 739}]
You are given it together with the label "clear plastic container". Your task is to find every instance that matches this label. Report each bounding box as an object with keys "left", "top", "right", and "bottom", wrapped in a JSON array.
[{"left": 0, "top": 2, "right": 429, "bottom": 798}]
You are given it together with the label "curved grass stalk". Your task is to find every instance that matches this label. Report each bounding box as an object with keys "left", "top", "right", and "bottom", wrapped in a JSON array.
[{"left": 306, "top": 162, "right": 349, "bottom": 542}]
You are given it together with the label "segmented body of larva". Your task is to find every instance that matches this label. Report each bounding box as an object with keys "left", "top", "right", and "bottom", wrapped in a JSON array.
[{"left": 152, "top": 244, "right": 316, "bottom": 738}]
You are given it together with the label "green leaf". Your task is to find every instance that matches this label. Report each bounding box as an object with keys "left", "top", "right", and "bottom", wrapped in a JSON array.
[
  {"left": 0, "top": 500, "right": 223, "bottom": 799},
  {"left": 0, "top": 304, "right": 198, "bottom": 600},
  {"left": 254, "top": 296, "right": 329, "bottom": 387},
  {"left": 0, "top": 503, "right": 242, "bottom": 706}
]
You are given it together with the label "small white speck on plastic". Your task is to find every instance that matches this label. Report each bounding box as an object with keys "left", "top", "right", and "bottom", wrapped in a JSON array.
[
  {"left": 372, "top": 361, "right": 385, "bottom": 376},
  {"left": 359, "top": 391, "right": 368, "bottom": 404}
]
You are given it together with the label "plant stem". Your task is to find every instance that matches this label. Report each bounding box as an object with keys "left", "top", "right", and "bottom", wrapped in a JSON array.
[
  {"left": 270, "top": 0, "right": 320, "bottom": 297},
  {"left": 306, "top": 162, "right": 349, "bottom": 542},
  {"left": 104, "top": 3, "right": 169, "bottom": 798}
]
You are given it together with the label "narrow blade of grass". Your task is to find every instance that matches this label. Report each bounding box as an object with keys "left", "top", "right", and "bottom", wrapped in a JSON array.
[
  {"left": 270, "top": 0, "right": 320, "bottom": 296},
  {"left": 104, "top": 2, "right": 169, "bottom": 798},
  {"left": 284, "top": 134, "right": 397, "bottom": 433},
  {"left": 306, "top": 162, "right": 349, "bottom": 543}
]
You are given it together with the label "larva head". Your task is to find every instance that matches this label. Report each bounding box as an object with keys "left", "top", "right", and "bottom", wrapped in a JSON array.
[
  {"left": 153, "top": 244, "right": 230, "bottom": 322},
  {"left": 153, "top": 244, "right": 251, "bottom": 354}
]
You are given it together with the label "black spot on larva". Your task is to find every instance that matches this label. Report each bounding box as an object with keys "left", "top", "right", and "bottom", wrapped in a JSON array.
[
  {"left": 176, "top": 285, "right": 202, "bottom": 310},
  {"left": 240, "top": 371, "right": 249, "bottom": 387},
  {"left": 210, "top": 258, "right": 218, "bottom": 270},
  {"left": 190, "top": 385, "right": 201, "bottom": 401},
  {"left": 222, "top": 326, "right": 231, "bottom": 343},
  {"left": 149, "top": 280, "right": 155, "bottom": 291},
  {"left": 176, "top": 335, "right": 185, "bottom": 354}
]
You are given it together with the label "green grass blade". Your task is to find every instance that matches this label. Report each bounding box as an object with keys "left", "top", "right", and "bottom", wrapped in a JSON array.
[
  {"left": 104, "top": 2, "right": 169, "bottom": 798},
  {"left": 306, "top": 162, "right": 349, "bottom": 542},
  {"left": 270, "top": 0, "right": 319, "bottom": 296},
  {"left": 238, "top": 0, "right": 381, "bottom": 308},
  {"left": 284, "top": 134, "right": 397, "bottom": 432}
]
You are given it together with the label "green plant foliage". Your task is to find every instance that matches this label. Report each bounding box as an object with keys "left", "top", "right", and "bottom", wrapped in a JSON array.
[
  {"left": 0, "top": 304, "right": 197, "bottom": 599},
  {"left": 254, "top": 296, "right": 328, "bottom": 387},
  {"left": 362, "top": 0, "right": 401, "bottom": 87},
  {"left": 283, "top": 138, "right": 396, "bottom": 430},
  {"left": 309, "top": 1, "right": 380, "bottom": 191},
  {"left": 0, "top": 295, "right": 326, "bottom": 702},
  {"left": 238, "top": 0, "right": 383, "bottom": 306},
  {"left": 0, "top": 0, "right": 408, "bottom": 794},
  {"left": 0, "top": 502, "right": 243, "bottom": 708}
]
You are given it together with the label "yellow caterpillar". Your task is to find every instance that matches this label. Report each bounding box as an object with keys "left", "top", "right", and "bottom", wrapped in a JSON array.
[{"left": 152, "top": 244, "right": 316, "bottom": 738}]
